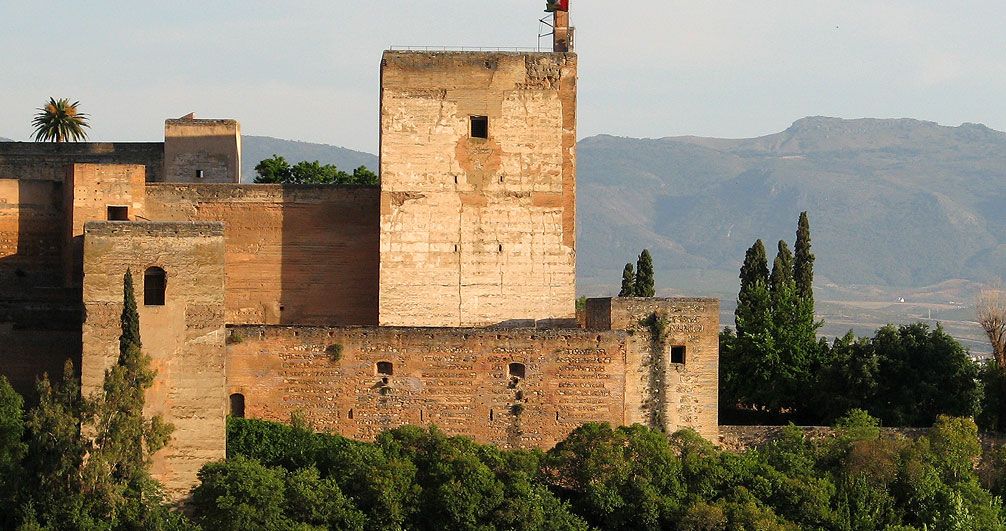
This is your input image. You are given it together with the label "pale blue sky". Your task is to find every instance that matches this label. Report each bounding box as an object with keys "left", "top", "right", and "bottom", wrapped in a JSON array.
[{"left": 2, "top": 1, "right": 1004, "bottom": 153}]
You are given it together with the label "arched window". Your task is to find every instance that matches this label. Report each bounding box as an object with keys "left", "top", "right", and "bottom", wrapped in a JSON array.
[
  {"left": 144, "top": 267, "right": 166, "bottom": 306},
  {"left": 376, "top": 361, "right": 394, "bottom": 376},
  {"left": 229, "top": 393, "right": 245, "bottom": 418}
]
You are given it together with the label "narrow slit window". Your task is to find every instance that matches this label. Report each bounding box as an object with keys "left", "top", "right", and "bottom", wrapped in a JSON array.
[
  {"left": 196, "top": 169, "right": 205, "bottom": 179},
  {"left": 670, "top": 345, "right": 686, "bottom": 365},
  {"left": 471, "top": 116, "right": 488, "bottom": 139},
  {"left": 143, "top": 267, "right": 166, "bottom": 306},
  {"left": 229, "top": 393, "right": 245, "bottom": 418},
  {"left": 377, "top": 361, "right": 394, "bottom": 376},
  {"left": 107, "top": 205, "right": 128, "bottom": 221}
]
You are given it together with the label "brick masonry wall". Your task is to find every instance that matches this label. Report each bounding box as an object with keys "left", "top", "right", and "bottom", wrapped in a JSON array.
[
  {"left": 0, "top": 142, "right": 163, "bottom": 182},
  {"left": 379, "top": 51, "right": 577, "bottom": 327},
  {"left": 81, "top": 221, "right": 226, "bottom": 499},
  {"left": 145, "top": 184, "right": 380, "bottom": 326}
]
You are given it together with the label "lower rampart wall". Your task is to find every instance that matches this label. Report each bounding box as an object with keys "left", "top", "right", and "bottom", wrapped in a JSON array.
[{"left": 227, "top": 325, "right": 632, "bottom": 448}]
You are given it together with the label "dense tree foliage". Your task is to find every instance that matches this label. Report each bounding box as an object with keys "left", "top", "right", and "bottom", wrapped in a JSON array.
[
  {"left": 794, "top": 211, "right": 814, "bottom": 302},
  {"left": 722, "top": 213, "right": 984, "bottom": 427},
  {"left": 192, "top": 414, "right": 1006, "bottom": 530},
  {"left": 0, "top": 271, "right": 185, "bottom": 529},
  {"left": 254, "top": 154, "right": 378, "bottom": 185},
  {"left": 724, "top": 227, "right": 823, "bottom": 417}
]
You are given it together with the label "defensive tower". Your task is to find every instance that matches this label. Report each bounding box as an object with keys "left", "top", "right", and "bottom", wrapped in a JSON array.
[{"left": 378, "top": 44, "right": 577, "bottom": 327}]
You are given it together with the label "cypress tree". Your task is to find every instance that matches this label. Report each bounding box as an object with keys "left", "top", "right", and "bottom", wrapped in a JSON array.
[
  {"left": 735, "top": 240, "right": 769, "bottom": 337},
  {"left": 119, "top": 268, "right": 141, "bottom": 358},
  {"left": 633, "top": 249, "right": 655, "bottom": 297},
  {"left": 728, "top": 240, "right": 775, "bottom": 408},
  {"left": 619, "top": 263, "right": 635, "bottom": 297},
  {"left": 794, "top": 211, "right": 814, "bottom": 303},
  {"left": 769, "top": 240, "right": 794, "bottom": 301}
]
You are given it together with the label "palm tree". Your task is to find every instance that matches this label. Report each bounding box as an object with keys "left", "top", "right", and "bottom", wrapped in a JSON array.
[{"left": 31, "top": 97, "right": 90, "bottom": 142}]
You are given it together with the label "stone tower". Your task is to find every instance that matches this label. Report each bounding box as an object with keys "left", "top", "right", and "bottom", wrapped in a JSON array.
[{"left": 378, "top": 49, "right": 577, "bottom": 327}]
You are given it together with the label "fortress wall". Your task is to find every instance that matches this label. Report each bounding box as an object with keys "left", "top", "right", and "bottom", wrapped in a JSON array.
[
  {"left": 0, "top": 179, "right": 64, "bottom": 295},
  {"left": 81, "top": 221, "right": 226, "bottom": 499},
  {"left": 163, "top": 119, "right": 241, "bottom": 183},
  {"left": 588, "top": 297, "right": 720, "bottom": 441},
  {"left": 145, "top": 184, "right": 380, "bottom": 326},
  {"left": 0, "top": 142, "right": 163, "bottom": 182},
  {"left": 64, "top": 164, "right": 147, "bottom": 286},
  {"left": 379, "top": 51, "right": 577, "bottom": 327},
  {"left": 227, "top": 325, "right": 630, "bottom": 449}
]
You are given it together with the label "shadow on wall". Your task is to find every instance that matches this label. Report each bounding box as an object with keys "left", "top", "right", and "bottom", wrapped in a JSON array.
[
  {"left": 0, "top": 179, "right": 82, "bottom": 397},
  {"left": 278, "top": 185, "right": 380, "bottom": 326}
]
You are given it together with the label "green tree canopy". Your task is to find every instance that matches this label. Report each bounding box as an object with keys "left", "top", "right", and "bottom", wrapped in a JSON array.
[
  {"left": 254, "top": 154, "right": 378, "bottom": 185},
  {"left": 32, "top": 97, "right": 90, "bottom": 142}
]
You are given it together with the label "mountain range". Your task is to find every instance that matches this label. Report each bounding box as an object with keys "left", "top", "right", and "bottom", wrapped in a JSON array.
[{"left": 577, "top": 117, "right": 1006, "bottom": 299}]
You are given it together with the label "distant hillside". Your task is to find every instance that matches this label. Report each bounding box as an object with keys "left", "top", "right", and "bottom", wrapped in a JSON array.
[
  {"left": 0, "top": 137, "right": 11, "bottom": 142},
  {"left": 241, "top": 136, "right": 378, "bottom": 183},
  {"left": 577, "top": 117, "right": 1006, "bottom": 299}
]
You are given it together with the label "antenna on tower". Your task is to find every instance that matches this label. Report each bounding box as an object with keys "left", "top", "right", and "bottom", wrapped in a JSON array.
[{"left": 538, "top": 1, "right": 573, "bottom": 52}]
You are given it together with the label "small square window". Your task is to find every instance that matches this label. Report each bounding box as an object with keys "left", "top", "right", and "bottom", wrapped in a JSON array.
[
  {"left": 196, "top": 169, "right": 205, "bottom": 179},
  {"left": 670, "top": 346, "right": 686, "bottom": 365},
  {"left": 471, "top": 116, "right": 488, "bottom": 139},
  {"left": 107, "top": 206, "right": 128, "bottom": 221}
]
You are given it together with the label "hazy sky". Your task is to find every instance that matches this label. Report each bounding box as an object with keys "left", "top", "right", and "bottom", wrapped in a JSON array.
[{"left": 2, "top": 1, "right": 1005, "bottom": 153}]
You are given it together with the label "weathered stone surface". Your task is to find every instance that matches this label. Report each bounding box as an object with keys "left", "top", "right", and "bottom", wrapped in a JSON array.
[
  {"left": 64, "top": 164, "right": 147, "bottom": 286},
  {"left": 81, "top": 221, "right": 226, "bottom": 500},
  {"left": 587, "top": 297, "right": 720, "bottom": 440},
  {"left": 0, "top": 178, "right": 64, "bottom": 296},
  {"left": 227, "top": 297, "right": 719, "bottom": 448},
  {"left": 379, "top": 51, "right": 577, "bottom": 327}
]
